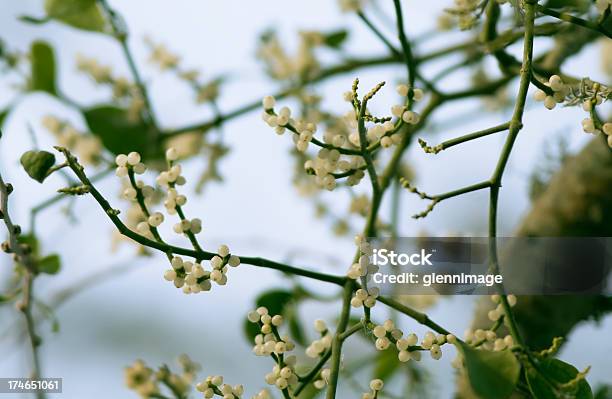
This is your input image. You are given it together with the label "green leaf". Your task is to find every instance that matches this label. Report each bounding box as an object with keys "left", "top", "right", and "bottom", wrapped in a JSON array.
[
  {"left": 373, "top": 347, "right": 402, "bottom": 381},
  {"left": 83, "top": 105, "right": 151, "bottom": 157},
  {"left": 38, "top": 254, "right": 61, "bottom": 275},
  {"left": 323, "top": 30, "right": 349, "bottom": 48},
  {"left": 457, "top": 343, "right": 521, "bottom": 399},
  {"left": 243, "top": 289, "right": 294, "bottom": 341},
  {"left": 287, "top": 305, "right": 307, "bottom": 346},
  {"left": 29, "top": 41, "right": 57, "bottom": 95},
  {"left": 17, "top": 234, "right": 40, "bottom": 257},
  {"left": 20, "top": 150, "right": 56, "bottom": 183},
  {"left": 44, "top": 0, "right": 107, "bottom": 33},
  {"left": 526, "top": 358, "right": 592, "bottom": 399}
]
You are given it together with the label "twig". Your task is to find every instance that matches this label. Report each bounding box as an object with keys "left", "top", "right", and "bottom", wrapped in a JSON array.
[
  {"left": 537, "top": 4, "right": 612, "bottom": 39},
  {"left": 54, "top": 147, "right": 347, "bottom": 286},
  {"left": 418, "top": 122, "right": 511, "bottom": 154},
  {"left": 325, "top": 281, "right": 354, "bottom": 399},
  {"left": 487, "top": 0, "right": 539, "bottom": 349},
  {"left": 0, "top": 162, "right": 44, "bottom": 399}
]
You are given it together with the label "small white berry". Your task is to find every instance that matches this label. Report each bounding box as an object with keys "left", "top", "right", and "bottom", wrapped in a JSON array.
[
  {"left": 398, "top": 350, "right": 411, "bottom": 362},
  {"left": 369, "top": 379, "right": 384, "bottom": 391},
  {"left": 262, "top": 96, "right": 276, "bottom": 110},
  {"left": 314, "top": 319, "right": 327, "bottom": 333},
  {"left": 228, "top": 255, "right": 240, "bottom": 267},
  {"left": 548, "top": 75, "right": 564, "bottom": 92},
  {"left": 218, "top": 244, "right": 230, "bottom": 257},
  {"left": 413, "top": 88, "right": 424, "bottom": 101},
  {"left": 373, "top": 325, "right": 386, "bottom": 338},
  {"left": 402, "top": 110, "right": 420, "bottom": 125},
  {"left": 166, "top": 147, "right": 178, "bottom": 161},
  {"left": 163, "top": 269, "right": 176, "bottom": 281},
  {"left": 133, "top": 163, "right": 146, "bottom": 174},
  {"left": 533, "top": 89, "right": 547, "bottom": 102},
  {"left": 396, "top": 84, "right": 409, "bottom": 97},
  {"left": 115, "top": 154, "right": 128, "bottom": 166},
  {"left": 148, "top": 212, "right": 164, "bottom": 227},
  {"left": 544, "top": 96, "right": 556, "bottom": 110},
  {"left": 127, "top": 151, "right": 141, "bottom": 166},
  {"left": 115, "top": 166, "right": 128, "bottom": 177}
]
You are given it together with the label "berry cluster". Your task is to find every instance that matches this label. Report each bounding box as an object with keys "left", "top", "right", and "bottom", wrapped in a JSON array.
[
  {"left": 164, "top": 248, "right": 240, "bottom": 295},
  {"left": 262, "top": 82, "right": 426, "bottom": 193},
  {"left": 371, "top": 319, "right": 453, "bottom": 362},
  {"left": 533, "top": 75, "right": 569, "bottom": 110},
  {"left": 195, "top": 375, "right": 244, "bottom": 399},
  {"left": 487, "top": 294, "right": 517, "bottom": 321},
  {"left": 115, "top": 150, "right": 240, "bottom": 294},
  {"left": 247, "top": 307, "right": 298, "bottom": 391}
]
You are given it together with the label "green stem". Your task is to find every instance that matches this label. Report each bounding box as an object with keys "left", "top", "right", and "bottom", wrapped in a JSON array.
[
  {"left": 100, "top": 0, "right": 157, "bottom": 125},
  {"left": 419, "top": 122, "right": 511, "bottom": 153},
  {"left": 392, "top": 0, "right": 416, "bottom": 88},
  {"left": 537, "top": 5, "right": 612, "bottom": 39},
  {"left": 377, "top": 295, "right": 453, "bottom": 336},
  {"left": 339, "top": 321, "right": 364, "bottom": 341},
  {"left": 325, "top": 280, "right": 354, "bottom": 399},
  {"left": 126, "top": 168, "right": 172, "bottom": 260},
  {"left": 487, "top": 0, "right": 538, "bottom": 349},
  {"left": 358, "top": 95, "right": 381, "bottom": 201},
  {"left": 294, "top": 349, "right": 332, "bottom": 396},
  {"left": 0, "top": 173, "right": 44, "bottom": 399},
  {"left": 55, "top": 147, "right": 347, "bottom": 286}
]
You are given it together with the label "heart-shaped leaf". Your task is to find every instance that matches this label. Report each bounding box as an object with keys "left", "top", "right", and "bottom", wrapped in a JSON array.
[{"left": 20, "top": 150, "right": 56, "bottom": 183}]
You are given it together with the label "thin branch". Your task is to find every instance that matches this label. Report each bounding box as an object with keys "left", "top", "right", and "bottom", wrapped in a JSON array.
[
  {"left": 377, "top": 296, "right": 453, "bottom": 336},
  {"left": 487, "top": 0, "right": 539, "bottom": 349},
  {"left": 357, "top": 82, "right": 383, "bottom": 200},
  {"left": 294, "top": 349, "right": 332, "bottom": 396},
  {"left": 537, "top": 4, "right": 612, "bottom": 39},
  {"left": 392, "top": 0, "right": 417, "bottom": 89},
  {"left": 0, "top": 165, "right": 44, "bottom": 399},
  {"left": 55, "top": 147, "right": 347, "bottom": 286},
  {"left": 325, "top": 281, "right": 354, "bottom": 399},
  {"left": 418, "top": 122, "right": 511, "bottom": 154},
  {"left": 98, "top": 0, "right": 158, "bottom": 127}
]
